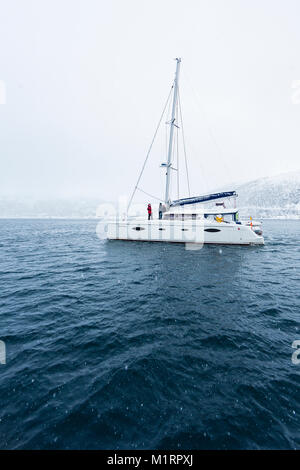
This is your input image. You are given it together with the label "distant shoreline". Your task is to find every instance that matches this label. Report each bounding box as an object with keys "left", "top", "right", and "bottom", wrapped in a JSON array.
[
  {"left": 0, "top": 216, "right": 99, "bottom": 220},
  {"left": 0, "top": 217, "right": 299, "bottom": 221}
]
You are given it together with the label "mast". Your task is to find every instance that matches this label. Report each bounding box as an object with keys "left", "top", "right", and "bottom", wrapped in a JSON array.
[{"left": 164, "top": 57, "right": 181, "bottom": 204}]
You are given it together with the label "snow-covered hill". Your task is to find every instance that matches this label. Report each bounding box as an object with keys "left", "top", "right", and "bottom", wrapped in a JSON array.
[{"left": 235, "top": 170, "right": 300, "bottom": 219}]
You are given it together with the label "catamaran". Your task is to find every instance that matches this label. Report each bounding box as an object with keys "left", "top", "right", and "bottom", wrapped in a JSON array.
[{"left": 107, "top": 58, "right": 264, "bottom": 246}]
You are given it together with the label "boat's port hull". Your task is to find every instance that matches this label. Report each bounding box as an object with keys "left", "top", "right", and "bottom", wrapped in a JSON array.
[{"left": 106, "top": 220, "right": 264, "bottom": 245}]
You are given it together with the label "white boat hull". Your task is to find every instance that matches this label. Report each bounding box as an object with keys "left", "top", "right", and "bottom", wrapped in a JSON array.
[{"left": 107, "top": 219, "right": 264, "bottom": 245}]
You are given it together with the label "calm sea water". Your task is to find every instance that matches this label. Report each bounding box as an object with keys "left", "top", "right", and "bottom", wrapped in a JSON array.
[{"left": 0, "top": 219, "right": 299, "bottom": 449}]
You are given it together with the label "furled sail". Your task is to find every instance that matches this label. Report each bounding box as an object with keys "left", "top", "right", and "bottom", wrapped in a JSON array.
[{"left": 170, "top": 191, "right": 237, "bottom": 207}]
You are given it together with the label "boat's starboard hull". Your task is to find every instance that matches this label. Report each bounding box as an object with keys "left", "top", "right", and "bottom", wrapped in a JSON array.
[{"left": 106, "top": 220, "right": 264, "bottom": 245}]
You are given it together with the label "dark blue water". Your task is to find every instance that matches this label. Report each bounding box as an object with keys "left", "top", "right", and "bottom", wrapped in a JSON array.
[{"left": 0, "top": 219, "right": 299, "bottom": 449}]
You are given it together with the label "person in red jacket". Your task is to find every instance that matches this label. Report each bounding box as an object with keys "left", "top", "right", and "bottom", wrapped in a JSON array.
[{"left": 147, "top": 203, "right": 152, "bottom": 220}]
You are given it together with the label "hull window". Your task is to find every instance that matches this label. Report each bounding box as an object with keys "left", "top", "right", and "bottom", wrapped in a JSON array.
[{"left": 204, "top": 228, "right": 221, "bottom": 233}]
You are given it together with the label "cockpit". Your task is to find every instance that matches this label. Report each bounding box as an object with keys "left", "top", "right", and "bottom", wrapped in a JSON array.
[{"left": 163, "top": 209, "right": 240, "bottom": 223}]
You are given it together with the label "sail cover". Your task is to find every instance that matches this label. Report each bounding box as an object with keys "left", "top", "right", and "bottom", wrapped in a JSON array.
[{"left": 170, "top": 191, "right": 237, "bottom": 207}]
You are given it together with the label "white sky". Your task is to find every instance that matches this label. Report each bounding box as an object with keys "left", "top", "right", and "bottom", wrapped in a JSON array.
[{"left": 0, "top": 0, "right": 299, "bottom": 202}]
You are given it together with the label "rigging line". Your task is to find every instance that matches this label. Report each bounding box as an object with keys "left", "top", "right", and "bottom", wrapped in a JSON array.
[
  {"left": 127, "top": 84, "right": 174, "bottom": 213},
  {"left": 136, "top": 187, "right": 164, "bottom": 202},
  {"left": 183, "top": 70, "right": 231, "bottom": 176},
  {"left": 176, "top": 126, "right": 179, "bottom": 199},
  {"left": 166, "top": 86, "right": 173, "bottom": 159},
  {"left": 171, "top": 94, "right": 180, "bottom": 201},
  {"left": 175, "top": 95, "right": 180, "bottom": 200},
  {"left": 178, "top": 87, "right": 191, "bottom": 197}
]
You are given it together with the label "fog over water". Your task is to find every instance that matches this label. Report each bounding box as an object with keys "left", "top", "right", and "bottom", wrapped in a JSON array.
[{"left": 1, "top": 0, "right": 300, "bottom": 204}]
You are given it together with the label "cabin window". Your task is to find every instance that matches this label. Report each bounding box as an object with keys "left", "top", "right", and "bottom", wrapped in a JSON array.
[
  {"left": 132, "top": 226, "right": 145, "bottom": 231},
  {"left": 223, "top": 214, "right": 234, "bottom": 222}
]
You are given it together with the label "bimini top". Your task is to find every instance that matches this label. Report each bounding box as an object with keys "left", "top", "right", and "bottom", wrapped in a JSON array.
[{"left": 170, "top": 191, "right": 237, "bottom": 207}]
